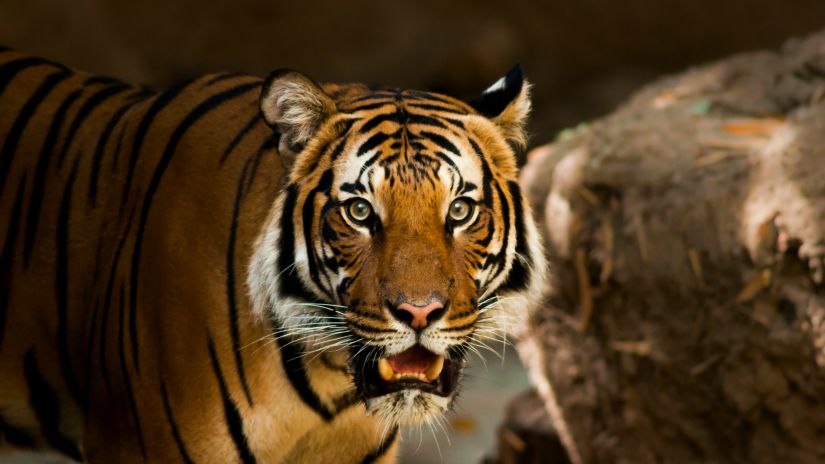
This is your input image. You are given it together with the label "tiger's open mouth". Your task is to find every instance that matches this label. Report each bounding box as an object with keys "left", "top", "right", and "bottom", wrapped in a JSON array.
[{"left": 350, "top": 345, "right": 464, "bottom": 399}]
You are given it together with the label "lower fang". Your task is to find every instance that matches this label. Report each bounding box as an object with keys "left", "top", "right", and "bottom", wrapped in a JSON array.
[
  {"left": 378, "top": 358, "right": 394, "bottom": 381},
  {"left": 425, "top": 356, "right": 445, "bottom": 381}
]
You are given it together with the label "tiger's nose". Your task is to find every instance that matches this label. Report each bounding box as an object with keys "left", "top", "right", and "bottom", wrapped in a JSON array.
[{"left": 391, "top": 301, "right": 446, "bottom": 330}]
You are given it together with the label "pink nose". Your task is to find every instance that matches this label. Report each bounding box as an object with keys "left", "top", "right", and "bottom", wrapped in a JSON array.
[{"left": 395, "top": 302, "right": 444, "bottom": 329}]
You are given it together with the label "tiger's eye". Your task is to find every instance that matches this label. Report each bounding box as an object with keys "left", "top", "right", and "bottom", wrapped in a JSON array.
[
  {"left": 347, "top": 199, "right": 373, "bottom": 222},
  {"left": 448, "top": 198, "right": 473, "bottom": 223}
]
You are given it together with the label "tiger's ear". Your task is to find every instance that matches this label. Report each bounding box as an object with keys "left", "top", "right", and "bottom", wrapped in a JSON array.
[
  {"left": 260, "top": 69, "right": 337, "bottom": 154},
  {"left": 468, "top": 64, "right": 531, "bottom": 149}
]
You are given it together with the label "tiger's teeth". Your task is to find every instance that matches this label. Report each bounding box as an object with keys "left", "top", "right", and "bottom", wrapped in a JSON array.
[
  {"left": 378, "top": 358, "right": 394, "bottom": 381},
  {"left": 425, "top": 356, "right": 445, "bottom": 381},
  {"left": 392, "top": 372, "right": 427, "bottom": 381}
]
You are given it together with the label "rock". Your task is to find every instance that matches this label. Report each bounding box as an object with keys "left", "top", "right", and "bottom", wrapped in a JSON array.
[
  {"left": 519, "top": 30, "right": 825, "bottom": 464},
  {"left": 485, "top": 390, "right": 570, "bottom": 464}
]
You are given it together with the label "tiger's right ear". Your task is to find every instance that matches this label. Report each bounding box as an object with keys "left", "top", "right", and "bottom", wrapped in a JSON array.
[
  {"left": 260, "top": 69, "right": 337, "bottom": 154},
  {"left": 468, "top": 64, "right": 531, "bottom": 150}
]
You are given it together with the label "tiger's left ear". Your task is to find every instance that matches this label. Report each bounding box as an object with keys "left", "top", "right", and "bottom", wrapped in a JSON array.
[
  {"left": 468, "top": 64, "right": 531, "bottom": 149},
  {"left": 260, "top": 69, "right": 337, "bottom": 155}
]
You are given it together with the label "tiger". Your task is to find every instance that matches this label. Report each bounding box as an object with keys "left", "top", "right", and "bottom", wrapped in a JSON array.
[{"left": 0, "top": 45, "right": 546, "bottom": 463}]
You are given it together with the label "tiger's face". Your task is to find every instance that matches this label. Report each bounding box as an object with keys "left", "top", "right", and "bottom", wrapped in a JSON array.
[{"left": 249, "top": 67, "right": 545, "bottom": 427}]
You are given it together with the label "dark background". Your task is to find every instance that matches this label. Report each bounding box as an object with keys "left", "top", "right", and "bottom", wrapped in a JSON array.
[{"left": 3, "top": 0, "right": 824, "bottom": 146}]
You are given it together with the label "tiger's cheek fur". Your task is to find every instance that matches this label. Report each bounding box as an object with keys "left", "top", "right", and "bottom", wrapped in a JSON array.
[{"left": 318, "top": 206, "right": 372, "bottom": 303}]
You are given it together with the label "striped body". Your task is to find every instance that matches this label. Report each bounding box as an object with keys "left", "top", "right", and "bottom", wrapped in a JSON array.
[{"left": 0, "top": 47, "right": 546, "bottom": 463}]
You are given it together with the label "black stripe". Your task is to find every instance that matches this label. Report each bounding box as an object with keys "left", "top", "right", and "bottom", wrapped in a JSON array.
[
  {"left": 441, "top": 321, "right": 475, "bottom": 332},
  {"left": 0, "top": 175, "right": 27, "bottom": 349},
  {"left": 405, "top": 90, "right": 461, "bottom": 106},
  {"left": 447, "top": 307, "right": 477, "bottom": 321},
  {"left": 90, "top": 227, "right": 105, "bottom": 277},
  {"left": 468, "top": 139, "right": 494, "bottom": 207},
  {"left": 420, "top": 131, "right": 460, "bottom": 156},
  {"left": 0, "top": 57, "right": 64, "bottom": 98},
  {"left": 468, "top": 138, "right": 511, "bottom": 288},
  {"left": 56, "top": 160, "right": 84, "bottom": 410},
  {"left": 0, "top": 413, "right": 36, "bottom": 448},
  {"left": 328, "top": 120, "right": 356, "bottom": 161},
  {"left": 339, "top": 181, "right": 367, "bottom": 194},
  {"left": 117, "top": 281, "right": 147, "bottom": 458},
  {"left": 302, "top": 169, "right": 335, "bottom": 298},
  {"left": 331, "top": 390, "right": 360, "bottom": 414},
  {"left": 110, "top": 122, "right": 129, "bottom": 172},
  {"left": 83, "top": 298, "right": 101, "bottom": 395},
  {"left": 484, "top": 178, "right": 512, "bottom": 286},
  {"left": 474, "top": 220, "right": 495, "bottom": 248},
  {"left": 121, "top": 77, "right": 199, "bottom": 208},
  {"left": 23, "top": 350, "right": 83, "bottom": 460},
  {"left": 348, "top": 320, "right": 397, "bottom": 334},
  {"left": 357, "top": 131, "right": 393, "bottom": 156},
  {"left": 461, "top": 181, "right": 478, "bottom": 194},
  {"left": 243, "top": 134, "right": 275, "bottom": 195},
  {"left": 406, "top": 103, "right": 467, "bottom": 114},
  {"left": 276, "top": 184, "right": 317, "bottom": 302},
  {"left": 23, "top": 88, "right": 83, "bottom": 267},
  {"left": 440, "top": 117, "right": 466, "bottom": 130},
  {"left": 348, "top": 93, "right": 395, "bottom": 104},
  {"left": 348, "top": 101, "right": 395, "bottom": 112},
  {"left": 88, "top": 94, "right": 146, "bottom": 205},
  {"left": 55, "top": 82, "right": 132, "bottom": 169},
  {"left": 160, "top": 382, "right": 196, "bottom": 464},
  {"left": 98, "top": 205, "right": 137, "bottom": 393},
  {"left": 207, "top": 336, "right": 257, "bottom": 464},
  {"left": 359, "top": 426, "right": 398, "bottom": 464},
  {"left": 0, "top": 69, "right": 71, "bottom": 195},
  {"left": 358, "top": 111, "right": 402, "bottom": 133},
  {"left": 220, "top": 113, "right": 261, "bottom": 165},
  {"left": 405, "top": 113, "right": 449, "bottom": 129},
  {"left": 357, "top": 152, "right": 381, "bottom": 179},
  {"left": 497, "top": 181, "right": 531, "bottom": 293},
  {"left": 226, "top": 157, "right": 255, "bottom": 407},
  {"left": 434, "top": 151, "right": 460, "bottom": 174},
  {"left": 127, "top": 81, "right": 259, "bottom": 373},
  {"left": 271, "top": 319, "right": 334, "bottom": 421}
]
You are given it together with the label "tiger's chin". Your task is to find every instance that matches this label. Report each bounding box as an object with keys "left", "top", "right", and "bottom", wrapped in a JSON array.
[{"left": 350, "top": 344, "right": 466, "bottom": 427}]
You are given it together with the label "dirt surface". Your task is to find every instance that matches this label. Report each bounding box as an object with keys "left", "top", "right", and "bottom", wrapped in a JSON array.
[
  {"left": 2, "top": 0, "right": 825, "bottom": 145},
  {"left": 519, "top": 30, "right": 825, "bottom": 463}
]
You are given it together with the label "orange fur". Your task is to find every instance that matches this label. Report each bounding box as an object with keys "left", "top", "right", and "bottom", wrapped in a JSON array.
[{"left": 0, "top": 47, "right": 545, "bottom": 463}]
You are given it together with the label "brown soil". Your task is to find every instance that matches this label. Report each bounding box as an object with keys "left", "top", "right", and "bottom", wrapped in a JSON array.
[{"left": 519, "top": 30, "right": 825, "bottom": 463}]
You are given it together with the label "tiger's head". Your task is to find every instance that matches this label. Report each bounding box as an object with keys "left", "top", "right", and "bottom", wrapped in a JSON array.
[{"left": 248, "top": 66, "right": 546, "bottom": 427}]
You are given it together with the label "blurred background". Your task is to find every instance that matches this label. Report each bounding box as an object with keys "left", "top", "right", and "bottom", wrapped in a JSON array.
[
  {"left": 2, "top": 1, "right": 824, "bottom": 462},
  {"left": 3, "top": 0, "right": 825, "bottom": 145}
]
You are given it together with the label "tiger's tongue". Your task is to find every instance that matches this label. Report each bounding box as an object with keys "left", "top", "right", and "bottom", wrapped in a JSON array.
[{"left": 387, "top": 345, "right": 436, "bottom": 373}]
